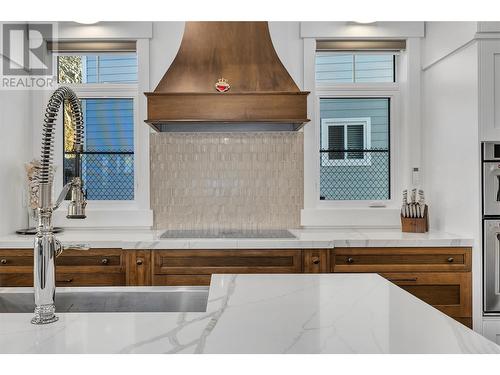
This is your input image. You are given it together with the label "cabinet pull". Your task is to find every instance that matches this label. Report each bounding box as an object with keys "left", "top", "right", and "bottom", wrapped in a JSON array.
[
  {"left": 388, "top": 278, "right": 418, "bottom": 283},
  {"left": 0, "top": 258, "right": 7, "bottom": 265},
  {"left": 346, "top": 257, "right": 354, "bottom": 264},
  {"left": 447, "top": 257, "right": 454, "bottom": 263},
  {"left": 56, "top": 278, "right": 73, "bottom": 283},
  {"left": 312, "top": 257, "right": 320, "bottom": 265},
  {"left": 136, "top": 258, "right": 144, "bottom": 266},
  {"left": 101, "top": 258, "right": 109, "bottom": 265}
]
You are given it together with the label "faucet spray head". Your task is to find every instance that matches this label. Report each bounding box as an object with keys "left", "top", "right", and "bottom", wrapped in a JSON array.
[{"left": 67, "top": 177, "right": 86, "bottom": 219}]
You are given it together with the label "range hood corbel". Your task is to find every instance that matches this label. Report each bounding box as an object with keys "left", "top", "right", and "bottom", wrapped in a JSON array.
[{"left": 145, "top": 22, "right": 309, "bottom": 131}]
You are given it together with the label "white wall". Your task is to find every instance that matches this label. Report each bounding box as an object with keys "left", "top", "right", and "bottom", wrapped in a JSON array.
[
  {"left": 422, "top": 35, "right": 480, "bottom": 331},
  {"left": 422, "top": 42, "right": 479, "bottom": 235},
  {"left": 0, "top": 90, "right": 33, "bottom": 235},
  {"left": 422, "top": 22, "right": 478, "bottom": 68},
  {"left": 0, "top": 23, "right": 34, "bottom": 235}
]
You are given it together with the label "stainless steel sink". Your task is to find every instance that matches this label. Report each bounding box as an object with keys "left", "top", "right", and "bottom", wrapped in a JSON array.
[{"left": 0, "top": 286, "right": 209, "bottom": 313}]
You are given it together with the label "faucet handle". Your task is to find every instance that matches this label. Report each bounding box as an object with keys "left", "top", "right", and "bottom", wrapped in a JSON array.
[
  {"left": 53, "top": 182, "right": 72, "bottom": 211},
  {"left": 63, "top": 243, "right": 91, "bottom": 251},
  {"left": 54, "top": 241, "right": 90, "bottom": 258},
  {"left": 67, "top": 177, "right": 86, "bottom": 219}
]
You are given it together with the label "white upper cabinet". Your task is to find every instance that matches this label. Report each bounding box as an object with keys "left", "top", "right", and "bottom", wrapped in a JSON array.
[{"left": 479, "top": 40, "right": 500, "bottom": 141}]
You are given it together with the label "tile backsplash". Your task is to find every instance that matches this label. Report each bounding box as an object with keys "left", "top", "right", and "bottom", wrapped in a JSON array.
[{"left": 150, "top": 132, "right": 304, "bottom": 230}]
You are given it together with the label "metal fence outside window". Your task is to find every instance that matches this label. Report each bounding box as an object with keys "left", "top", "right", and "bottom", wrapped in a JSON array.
[{"left": 320, "top": 148, "right": 390, "bottom": 201}]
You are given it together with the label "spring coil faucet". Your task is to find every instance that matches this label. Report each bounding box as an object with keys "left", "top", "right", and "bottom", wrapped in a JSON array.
[{"left": 32, "top": 86, "right": 87, "bottom": 324}]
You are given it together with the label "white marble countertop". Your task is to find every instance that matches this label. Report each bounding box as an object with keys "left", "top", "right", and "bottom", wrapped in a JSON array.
[
  {"left": 0, "top": 273, "right": 497, "bottom": 354},
  {"left": 0, "top": 228, "right": 473, "bottom": 249}
]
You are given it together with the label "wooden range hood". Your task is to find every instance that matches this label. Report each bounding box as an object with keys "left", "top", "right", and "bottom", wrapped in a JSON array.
[{"left": 145, "top": 22, "right": 309, "bottom": 131}]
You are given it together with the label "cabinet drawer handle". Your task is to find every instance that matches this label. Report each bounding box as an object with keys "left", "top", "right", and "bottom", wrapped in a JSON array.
[
  {"left": 312, "top": 257, "right": 320, "bottom": 265},
  {"left": 0, "top": 258, "right": 7, "bottom": 265},
  {"left": 56, "top": 278, "right": 73, "bottom": 283},
  {"left": 388, "top": 278, "right": 418, "bottom": 283},
  {"left": 346, "top": 257, "right": 354, "bottom": 264},
  {"left": 447, "top": 257, "right": 454, "bottom": 263},
  {"left": 101, "top": 258, "right": 109, "bottom": 265},
  {"left": 136, "top": 258, "right": 144, "bottom": 265}
]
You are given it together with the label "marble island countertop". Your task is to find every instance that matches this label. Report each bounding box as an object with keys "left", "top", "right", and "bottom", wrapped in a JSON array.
[
  {"left": 0, "top": 273, "right": 497, "bottom": 354},
  {"left": 0, "top": 228, "right": 473, "bottom": 249}
]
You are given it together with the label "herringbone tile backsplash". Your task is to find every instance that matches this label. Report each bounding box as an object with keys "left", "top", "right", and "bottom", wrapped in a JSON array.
[{"left": 150, "top": 132, "right": 303, "bottom": 230}]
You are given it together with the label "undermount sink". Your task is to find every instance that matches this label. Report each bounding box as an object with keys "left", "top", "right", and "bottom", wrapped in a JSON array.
[{"left": 0, "top": 286, "right": 209, "bottom": 313}]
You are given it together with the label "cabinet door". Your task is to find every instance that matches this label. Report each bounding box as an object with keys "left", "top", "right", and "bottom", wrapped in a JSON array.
[
  {"left": 303, "top": 249, "right": 329, "bottom": 273},
  {"left": 126, "top": 250, "right": 152, "bottom": 286},
  {"left": 381, "top": 272, "right": 472, "bottom": 320},
  {"left": 332, "top": 247, "right": 471, "bottom": 273},
  {"left": 479, "top": 40, "right": 500, "bottom": 141}
]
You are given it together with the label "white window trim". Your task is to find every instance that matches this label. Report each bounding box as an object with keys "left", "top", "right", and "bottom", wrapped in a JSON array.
[
  {"left": 320, "top": 117, "right": 372, "bottom": 167},
  {"left": 37, "top": 39, "right": 153, "bottom": 228},
  {"left": 302, "top": 38, "right": 405, "bottom": 228}
]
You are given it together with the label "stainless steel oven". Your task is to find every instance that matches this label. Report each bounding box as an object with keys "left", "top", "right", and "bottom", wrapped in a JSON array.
[
  {"left": 482, "top": 143, "right": 500, "bottom": 313},
  {"left": 483, "top": 143, "right": 500, "bottom": 216},
  {"left": 484, "top": 220, "right": 500, "bottom": 313}
]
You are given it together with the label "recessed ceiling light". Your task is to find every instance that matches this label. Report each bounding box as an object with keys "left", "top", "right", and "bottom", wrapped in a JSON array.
[{"left": 74, "top": 21, "right": 100, "bottom": 25}]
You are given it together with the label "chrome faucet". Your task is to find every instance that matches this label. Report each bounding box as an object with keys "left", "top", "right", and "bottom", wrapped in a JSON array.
[{"left": 32, "top": 86, "right": 87, "bottom": 325}]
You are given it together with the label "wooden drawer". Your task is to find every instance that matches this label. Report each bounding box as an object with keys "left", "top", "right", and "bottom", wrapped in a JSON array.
[
  {"left": 152, "top": 274, "right": 211, "bottom": 286},
  {"left": 0, "top": 248, "right": 126, "bottom": 287},
  {"left": 153, "top": 249, "right": 302, "bottom": 275},
  {"left": 303, "top": 249, "right": 330, "bottom": 273},
  {"left": 0, "top": 271, "right": 125, "bottom": 286},
  {"left": 55, "top": 272, "right": 125, "bottom": 286},
  {"left": 381, "top": 272, "right": 472, "bottom": 318},
  {"left": 0, "top": 250, "right": 34, "bottom": 273},
  {"left": 57, "top": 248, "right": 125, "bottom": 273},
  {"left": 332, "top": 247, "right": 471, "bottom": 273},
  {"left": 0, "top": 248, "right": 124, "bottom": 271}
]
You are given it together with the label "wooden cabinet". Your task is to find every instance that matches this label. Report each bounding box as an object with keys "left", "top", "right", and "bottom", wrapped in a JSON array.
[
  {"left": 332, "top": 247, "right": 473, "bottom": 328},
  {"left": 0, "top": 246, "right": 473, "bottom": 328},
  {"left": 152, "top": 249, "right": 302, "bottom": 286},
  {"left": 126, "top": 250, "right": 152, "bottom": 286},
  {"left": 303, "top": 249, "right": 329, "bottom": 273},
  {"left": 0, "top": 248, "right": 126, "bottom": 287}
]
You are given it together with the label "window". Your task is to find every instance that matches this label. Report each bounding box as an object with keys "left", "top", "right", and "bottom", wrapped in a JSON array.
[
  {"left": 316, "top": 52, "right": 396, "bottom": 84},
  {"left": 319, "top": 98, "right": 390, "bottom": 201},
  {"left": 58, "top": 54, "right": 138, "bottom": 84},
  {"left": 321, "top": 117, "right": 371, "bottom": 166},
  {"left": 58, "top": 53, "right": 137, "bottom": 201}
]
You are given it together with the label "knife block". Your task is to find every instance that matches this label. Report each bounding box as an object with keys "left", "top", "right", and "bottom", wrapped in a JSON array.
[{"left": 401, "top": 205, "right": 429, "bottom": 233}]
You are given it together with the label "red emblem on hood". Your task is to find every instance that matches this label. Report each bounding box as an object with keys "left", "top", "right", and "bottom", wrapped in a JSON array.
[{"left": 215, "top": 78, "right": 230, "bottom": 93}]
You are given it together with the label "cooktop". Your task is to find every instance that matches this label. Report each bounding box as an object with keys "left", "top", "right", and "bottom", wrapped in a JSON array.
[{"left": 159, "top": 229, "right": 296, "bottom": 239}]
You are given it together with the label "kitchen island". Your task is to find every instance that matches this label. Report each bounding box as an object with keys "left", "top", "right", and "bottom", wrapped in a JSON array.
[{"left": 0, "top": 273, "right": 498, "bottom": 354}]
